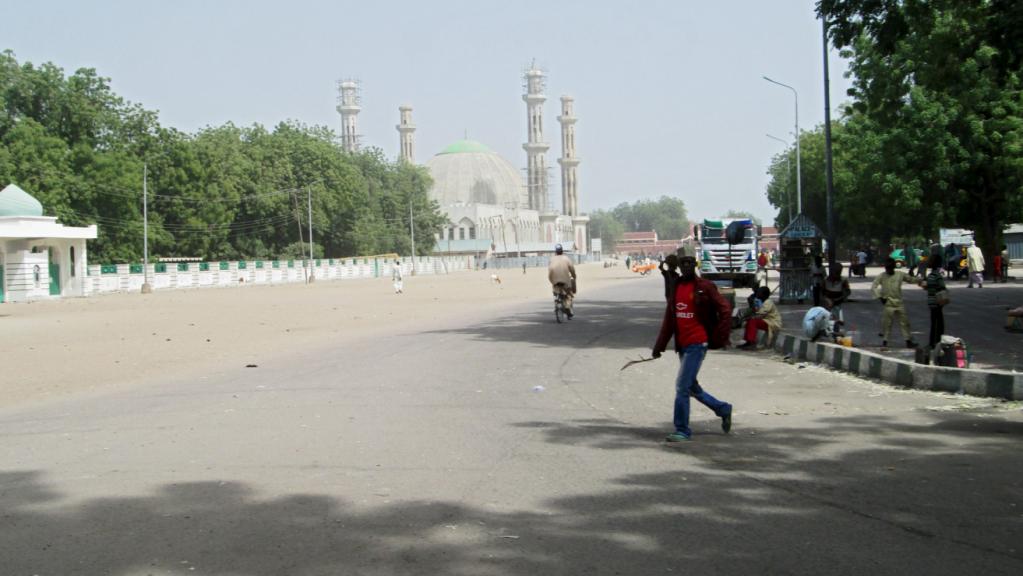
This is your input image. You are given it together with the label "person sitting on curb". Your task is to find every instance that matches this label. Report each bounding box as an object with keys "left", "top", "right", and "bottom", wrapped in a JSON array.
[
  {"left": 738, "top": 286, "right": 782, "bottom": 350},
  {"left": 871, "top": 257, "right": 919, "bottom": 348}
]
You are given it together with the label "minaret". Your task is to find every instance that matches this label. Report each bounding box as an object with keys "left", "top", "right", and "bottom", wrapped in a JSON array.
[
  {"left": 396, "top": 105, "right": 416, "bottom": 163},
  {"left": 557, "top": 96, "right": 580, "bottom": 217},
  {"left": 336, "top": 79, "right": 362, "bottom": 153},
  {"left": 522, "top": 65, "right": 550, "bottom": 212}
]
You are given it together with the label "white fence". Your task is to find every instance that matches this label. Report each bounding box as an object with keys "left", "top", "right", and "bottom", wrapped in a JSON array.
[{"left": 85, "top": 256, "right": 476, "bottom": 296}]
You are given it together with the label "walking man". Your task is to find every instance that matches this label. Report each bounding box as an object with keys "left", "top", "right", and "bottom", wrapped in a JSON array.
[
  {"left": 966, "top": 240, "right": 985, "bottom": 288},
  {"left": 391, "top": 260, "right": 404, "bottom": 294},
  {"left": 871, "top": 257, "right": 919, "bottom": 348},
  {"left": 922, "top": 258, "right": 948, "bottom": 349},
  {"left": 652, "top": 255, "right": 733, "bottom": 442}
]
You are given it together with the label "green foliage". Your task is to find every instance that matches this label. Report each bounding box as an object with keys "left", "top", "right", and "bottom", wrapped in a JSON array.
[
  {"left": 611, "top": 196, "right": 690, "bottom": 239},
  {"left": 802, "top": 0, "right": 1023, "bottom": 257},
  {"left": 722, "top": 210, "right": 761, "bottom": 225},
  {"left": 587, "top": 209, "right": 625, "bottom": 253},
  {"left": 0, "top": 51, "right": 443, "bottom": 262}
]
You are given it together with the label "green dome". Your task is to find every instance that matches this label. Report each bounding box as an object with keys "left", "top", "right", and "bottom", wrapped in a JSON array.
[
  {"left": 0, "top": 183, "right": 44, "bottom": 217},
  {"left": 438, "top": 140, "right": 493, "bottom": 155}
]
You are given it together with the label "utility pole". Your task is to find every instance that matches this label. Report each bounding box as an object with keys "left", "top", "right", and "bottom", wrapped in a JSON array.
[
  {"left": 141, "top": 162, "right": 152, "bottom": 294},
  {"left": 306, "top": 187, "right": 315, "bottom": 282},
  {"left": 822, "top": 17, "right": 837, "bottom": 266},
  {"left": 409, "top": 200, "right": 416, "bottom": 275}
]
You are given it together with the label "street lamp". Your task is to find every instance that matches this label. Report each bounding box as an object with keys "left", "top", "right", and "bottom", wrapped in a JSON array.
[
  {"left": 766, "top": 133, "right": 793, "bottom": 224},
  {"left": 763, "top": 76, "right": 802, "bottom": 215}
]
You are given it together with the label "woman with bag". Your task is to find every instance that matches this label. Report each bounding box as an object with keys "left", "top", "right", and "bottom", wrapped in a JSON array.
[{"left": 922, "top": 259, "right": 949, "bottom": 349}]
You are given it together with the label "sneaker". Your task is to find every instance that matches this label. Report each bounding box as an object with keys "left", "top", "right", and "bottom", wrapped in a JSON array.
[
  {"left": 566, "top": 311, "right": 574, "bottom": 319},
  {"left": 906, "top": 340, "right": 919, "bottom": 348},
  {"left": 665, "top": 432, "right": 691, "bottom": 442},
  {"left": 721, "top": 409, "right": 732, "bottom": 434},
  {"left": 737, "top": 342, "right": 756, "bottom": 350}
]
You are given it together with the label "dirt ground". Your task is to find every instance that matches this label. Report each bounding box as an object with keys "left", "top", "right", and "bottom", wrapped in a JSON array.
[{"left": 1, "top": 262, "right": 635, "bottom": 409}]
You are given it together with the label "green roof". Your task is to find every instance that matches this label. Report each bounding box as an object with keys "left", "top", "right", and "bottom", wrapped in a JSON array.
[
  {"left": 0, "top": 183, "right": 44, "bottom": 217},
  {"left": 437, "top": 140, "right": 493, "bottom": 155}
]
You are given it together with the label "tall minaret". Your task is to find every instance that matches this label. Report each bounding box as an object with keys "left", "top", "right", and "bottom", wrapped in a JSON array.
[
  {"left": 522, "top": 65, "right": 550, "bottom": 212},
  {"left": 336, "top": 79, "right": 362, "bottom": 153},
  {"left": 557, "top": 96, "right": 580, "bottom": 217},
  {"left": 396, "top": 105, "right": 416, "bottom": 163}
]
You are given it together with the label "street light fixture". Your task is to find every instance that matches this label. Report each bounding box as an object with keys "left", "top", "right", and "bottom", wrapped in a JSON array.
[
  {"left": 762, "top": 76, "right": 802, "bottom": 215},
  {"left": 766, "top": 133, "right": 793, "bottom": 224}
]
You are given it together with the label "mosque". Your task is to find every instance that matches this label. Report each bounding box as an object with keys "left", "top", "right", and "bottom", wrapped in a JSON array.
[{"left": 338, "top": 66, "right": 589, "bottom": 258}]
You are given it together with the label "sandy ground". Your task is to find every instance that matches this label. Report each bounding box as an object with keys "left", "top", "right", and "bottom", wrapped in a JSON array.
[{"left": 1, "top": 262, "right": 634, "bottom": 409}]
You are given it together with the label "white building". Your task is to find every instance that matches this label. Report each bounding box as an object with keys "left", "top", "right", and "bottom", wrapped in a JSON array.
[
  {"left": 0, "top": 184, "right": 97, "bottom": 303},
  {"left": 426, "top": 140, "right": 575, "bottom": 256}
]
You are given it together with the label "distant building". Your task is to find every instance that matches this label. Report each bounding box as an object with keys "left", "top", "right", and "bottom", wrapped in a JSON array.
[
  {"left": 617, "top": 231, "right": 683, "bottom": 257},
  {"left": 0, "top": 184, "right": 97, "bottom": 303}
]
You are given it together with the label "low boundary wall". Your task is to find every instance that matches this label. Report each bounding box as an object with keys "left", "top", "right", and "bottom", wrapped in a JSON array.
[
  {"left": 771, "top": 333, "right": 1023, "bottom": 401},
  {"left": 85, "top": 256, "right": 474, "bottom": 296}
]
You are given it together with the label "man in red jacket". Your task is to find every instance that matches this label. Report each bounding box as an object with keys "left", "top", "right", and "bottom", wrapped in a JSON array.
[{"left": 652, "top": 255, "right": 734, "bottom": 442}]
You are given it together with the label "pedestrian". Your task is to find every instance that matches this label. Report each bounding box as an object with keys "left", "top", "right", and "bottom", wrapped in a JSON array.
[
  {"left": 921, "top": 258, "right": 948, "bottom": 349},
  {"left": 809, "top": 254, "right": 825, "bottom": 307},
  {"left": 522, "top": 261, "right": 527, "bottom": 275},
  {"left": 392, "top": 260, "right": 404, "bottom": 294},
  {"left": 871, "top": 257, "right": 919, "bottom": 348},
  {"left": 966, "top": 240, "right": 985, "bottom": 288},
  {"left": 944, "top": 243, "right": 958, "bottom": 279},
  {"left": 625, "top": 256, "right": 631, "bottom": 271},
  {"left": 903, "top": 242, "right": 919, "bottom": 276},
  {"left": 651, "top": 255, "right": 733, "bottom": 442},
  {"left": 821, "top": 263, "right": 852, "bottom": 328},
  {"left": 738, "top": 286, "right": 781, "bottom": 350},
  {"left": 802, "top": 299, "right": 835, "bottom": 342},
  {"left": 1000, "top": 245, "right": 1011, "bottom": 282}
]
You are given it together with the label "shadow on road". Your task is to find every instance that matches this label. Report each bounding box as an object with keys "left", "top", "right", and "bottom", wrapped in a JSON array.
[
  {"left": 423, "top": 299, "right": 661, "bottom": 351},
  {"left": 5, "top": 409, "right": 1023, "bottom": 574}
]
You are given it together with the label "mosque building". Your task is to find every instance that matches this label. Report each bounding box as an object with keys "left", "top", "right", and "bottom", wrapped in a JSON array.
[{"left": 344, "top": 65, "right": 589, "bottom": 258}]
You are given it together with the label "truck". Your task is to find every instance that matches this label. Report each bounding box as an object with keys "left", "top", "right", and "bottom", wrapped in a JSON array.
[{"left": 696, "top": 218, "right": 759, "bottom": 288}]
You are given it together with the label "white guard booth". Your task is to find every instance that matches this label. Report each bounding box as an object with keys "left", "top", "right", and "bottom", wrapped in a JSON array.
[{"left": 0, "top": 184, "right": 98, "bottom": 303}]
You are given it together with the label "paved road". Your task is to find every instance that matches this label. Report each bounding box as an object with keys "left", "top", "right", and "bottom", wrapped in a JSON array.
[
  {"left": 3, "top": 276, "right": 1023, "bottom": 575},
  {"left": 766, "top": 267, "right": 1023, "bottom": 371}
]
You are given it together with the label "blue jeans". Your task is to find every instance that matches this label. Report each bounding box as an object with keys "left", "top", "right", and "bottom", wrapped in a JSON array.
[{"left": 674, "top": 344, "right": 731, "bottom": 436}]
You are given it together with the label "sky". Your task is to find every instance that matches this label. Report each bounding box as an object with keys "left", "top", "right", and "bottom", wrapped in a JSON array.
[{"left": 1, "top": 0, "right": 852, "bottom": 224}]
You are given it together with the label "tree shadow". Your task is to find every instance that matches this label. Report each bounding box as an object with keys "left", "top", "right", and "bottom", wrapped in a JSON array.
[
  {"left": 5, "top": 409, "right": 1023, "bottom": 574},
  {"left": 423, "top": 299, "right": 661, "bottom": 351}
]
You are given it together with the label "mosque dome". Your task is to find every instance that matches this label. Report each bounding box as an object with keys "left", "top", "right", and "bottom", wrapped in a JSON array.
[
  {"left": 0, "top": 183, "right": 44, "bottom": 217},
  {"left": 426, "top": 140, "right": 525, "bottom": 208}
]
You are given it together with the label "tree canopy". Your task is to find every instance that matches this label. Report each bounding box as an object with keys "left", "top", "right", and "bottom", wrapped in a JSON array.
[
  {"left": 0, "top": 50, "right": 444, "bottom": 263},
  {"left": 763, "top": 2, "right": 1023, "bottom": 255}
]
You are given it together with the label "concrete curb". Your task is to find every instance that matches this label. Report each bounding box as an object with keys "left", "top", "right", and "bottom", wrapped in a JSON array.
[{"left": 770, "top": 333, "right": 1023, "bottom": 400}]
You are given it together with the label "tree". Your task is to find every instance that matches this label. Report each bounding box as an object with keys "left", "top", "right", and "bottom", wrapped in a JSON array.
[
  {"left": 722, "top": 210, "right": 761, "bottom": 225},
  {"left": 818, "top": 0, "right": 1023, "bottom": 259}
]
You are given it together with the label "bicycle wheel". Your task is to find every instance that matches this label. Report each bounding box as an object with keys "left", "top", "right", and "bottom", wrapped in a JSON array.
[{"left": 554, "top": 296, "right": 563, "bottom": 323}]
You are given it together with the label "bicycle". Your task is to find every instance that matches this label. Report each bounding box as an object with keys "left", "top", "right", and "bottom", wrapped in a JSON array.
[{"left": 553, "top": 282, "right": 571, "bottom": 323}]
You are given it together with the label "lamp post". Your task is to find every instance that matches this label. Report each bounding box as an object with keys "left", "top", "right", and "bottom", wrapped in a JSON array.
[
  {"left": 766, "top": 133, "right": 793, "bottom": 224},
  {"left": 763, "top": 76, "right": 801, "bottom": 215}
]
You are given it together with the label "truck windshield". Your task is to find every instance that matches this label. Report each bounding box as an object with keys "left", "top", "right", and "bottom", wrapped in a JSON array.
[{"left": 701, "top": 227, "right": 755, "bottom": 244}]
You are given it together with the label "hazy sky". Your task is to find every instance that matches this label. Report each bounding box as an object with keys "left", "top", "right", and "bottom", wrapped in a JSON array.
[{"left": 1, "top": 0, "right": 852, "bottom": 224}]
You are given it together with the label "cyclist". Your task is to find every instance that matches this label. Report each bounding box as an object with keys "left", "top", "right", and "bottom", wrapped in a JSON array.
[{"left": 548, "top": 243, "right": 577, "bottom": 319}]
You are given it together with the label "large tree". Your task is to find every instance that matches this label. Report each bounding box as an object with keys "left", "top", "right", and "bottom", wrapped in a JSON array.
[
  {"left": 818, "top": 0, "right": 1023, "bottom": 258},
  {"left": 0, "top": 51, "right": 444, "bottom": 262}
]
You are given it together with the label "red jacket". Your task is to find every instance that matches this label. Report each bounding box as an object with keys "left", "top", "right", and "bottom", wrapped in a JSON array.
[{"left": 654, "top": 277, "right": 733, "bottom": 352}]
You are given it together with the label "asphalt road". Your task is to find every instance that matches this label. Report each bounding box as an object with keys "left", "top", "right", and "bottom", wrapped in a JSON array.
[{"left": 3, "top": 275, "right": 1023, "bottom": 575}]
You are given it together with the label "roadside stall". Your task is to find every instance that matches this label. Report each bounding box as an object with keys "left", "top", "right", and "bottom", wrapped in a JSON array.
[{"left": 777, "top": 214, "right": 824, "bottom": 304}]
